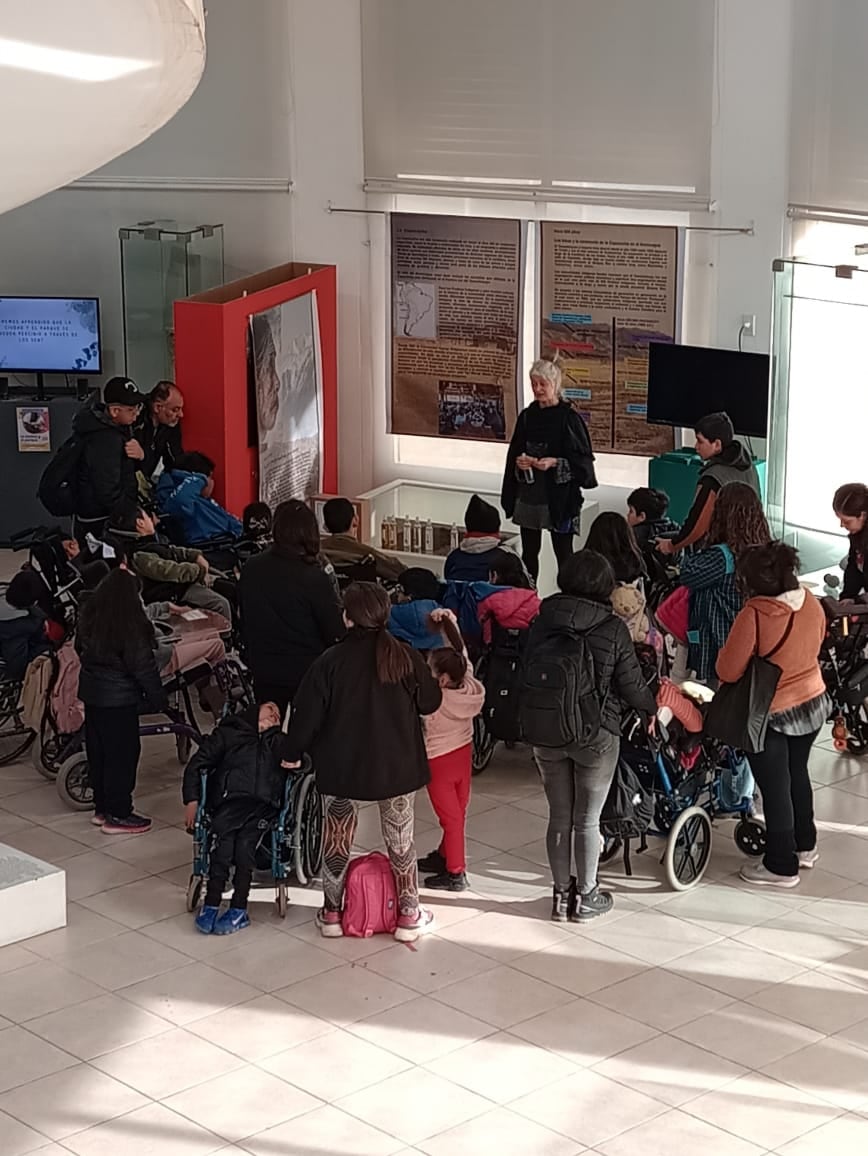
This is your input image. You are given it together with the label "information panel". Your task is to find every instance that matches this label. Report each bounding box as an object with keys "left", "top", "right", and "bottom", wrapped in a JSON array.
[
  {"left": 390, "top": 214, "right": 522, "bottom": 442},
  {"left": 540, "top": 224, "right": 678, "bottom": 456}
]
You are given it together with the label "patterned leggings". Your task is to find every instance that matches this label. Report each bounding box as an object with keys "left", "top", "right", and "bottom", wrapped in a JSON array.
[{"left": 321, "top": 794, "right": 419, "bottom": 916}]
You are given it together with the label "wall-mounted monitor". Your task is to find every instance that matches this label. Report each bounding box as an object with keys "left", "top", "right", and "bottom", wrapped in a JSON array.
[
  {"left": 647, "top": 342, "right": 770, "bottom": 439},
  {"left": 0, "top": 296, "right": 102, "bottom": 374}
]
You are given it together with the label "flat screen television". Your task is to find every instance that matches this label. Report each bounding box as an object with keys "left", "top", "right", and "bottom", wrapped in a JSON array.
[
  {"left": 647, "top": 342, "right": 770, "bottom": 439},
  {"left": 0, "top": 296, "right": 102, "bottom": 374}
]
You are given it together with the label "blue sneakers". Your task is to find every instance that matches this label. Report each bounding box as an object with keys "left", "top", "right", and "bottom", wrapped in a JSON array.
[
  {"left": 195, "top": 906, "right": 219, "bottom": 934},
  {"left": 214, "top": 907, "right": 250, "bottom": 935}
]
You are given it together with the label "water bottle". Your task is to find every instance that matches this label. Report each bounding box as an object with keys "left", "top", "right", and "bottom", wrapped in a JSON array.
[
  {"left": 450, "top": 523, "right": 460, "bottom": 551},
  {"left": 424, "top": 519, "right": 434, "bottom": 554},
  {"left": 412, "top": 518, "right": 422, "bottom": 553},
  {"left": 520, "top": 463, "right": 535, "bottom": 485},
  {"left": 380, "top": 517, "right": 390, "bottom": 550},
  {"left": 402, "top": 514, "right": 412, "bottom": 552}
]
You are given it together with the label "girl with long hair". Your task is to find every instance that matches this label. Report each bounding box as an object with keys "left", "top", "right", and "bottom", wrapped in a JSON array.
[
  {"left": 282, "top": 582, "right": 442, "bottom": 942},
  {"left": 833, "top": 483, "right": 868, "bottom": 598},
  {"left": 585, "top": 511, "right": 650, "bottom": 643},
  {"left": 75, "top": 568, "right": 168, "bottom": 833},
  {"left": 679, "top": 483, "right": 771, "bottom": 683},
  {"left": 417, "top": 609, "right": 485, "bottom": 892}
]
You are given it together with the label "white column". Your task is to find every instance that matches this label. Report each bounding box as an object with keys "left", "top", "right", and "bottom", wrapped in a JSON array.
[
  {"left": 710, "top": 0, "right": 794, "bottom": 351},
  {"left": 287, "top": 0, "right": 374, "bottom": 495}
]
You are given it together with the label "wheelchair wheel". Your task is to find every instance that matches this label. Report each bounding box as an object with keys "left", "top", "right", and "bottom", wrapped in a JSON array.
[
  {"left": 0, "top": 688, "right": 35, "bottom": 767},
  {"left": 472, "top": 715, "right": 497, "bottom": 776},
  {"left": 734, "top": 818, "right": 766, "bottom": 858},
  {"left": 276, "top": 880, "right": 288, "bottom": 919},
  {"left": 664, "top": 805, "right": 712, "bottom": 891},
  {"left": 31, "top": 724, "right": 65, "bottom": 781},
  {"left": 56, "top": 752, "right": 94, "bottom": 811},
  {"left": 176, "top": 732, "right": 192, "bottom": 765},
  {"left": 186, "top": 875, "right": 203, "bottom": 913},
  {"left": 293, "top": 773, "right": 323, "bottom": 887}
]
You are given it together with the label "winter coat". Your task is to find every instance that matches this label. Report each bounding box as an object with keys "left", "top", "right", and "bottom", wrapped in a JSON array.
[
  {"left": 134, "top": 408, "right": 183, "bottom": 481},
  {"left": 75, "top": 625, "right": 167, "bottom": 712},
  {"left": 182, "top": 711, "right": 286, "bottom": 809},
  {"left": 388, "top": 599, "right": 444, "bottom": 651},
  {"left": 842, "top": 535, "right": 868, "bottom": 599},
  {"left": 674, "top": 441, "right": 760, "bottom": 550},
  {"left": 425, "top": 668, "right": 485, "bottom": 760},
  {"left": 72, "top": 399, "right": 138, "bottom": 520},
  {"left": 477, "top": 587, "right": 541, "bottom": 645},
  {"left": 239, "top": 547, "right": 345, "bottom": 694},
  {"left": 283, "top": 628, "right": 442, "bottom": 800},
  {"left": 112, "top": 532, "right": 206, "bottom": 602},
  {"left": 155, "top": 469, "right": 242, "bottom": 543},
  {"left": 525, "top": 594, "right": 656, "bottom": 736},
  {"left": 444, "top": 536, "right": 504, "bottom": 582},
  {"left": 502, "top": 402, "right": 596, "bottom": 529},
  {"left": 0, "top": 602, "right": 49, "bottom": 680},
  {"left": 322, "top": 534, "right": 406, "bottom": 583}
]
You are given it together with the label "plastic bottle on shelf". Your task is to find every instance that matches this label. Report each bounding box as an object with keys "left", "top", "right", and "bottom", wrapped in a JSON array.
[
  {"left": 424, "top": 519, "right": 434, "bottom": 555},
  {"left": 402, "top": 514, "right": 412, "bottom": 552},
  {"left": 450, "top": 523, "right": 460, "bottom": 551},
  {"left": 381, "top": 517, "right": 391, "bottom": 550},
  {"left": 412, "top": 517, "right": 422, "bottom": 553},
  {"left": 387, "top": 516, "right": 398, "bottom": 550}
]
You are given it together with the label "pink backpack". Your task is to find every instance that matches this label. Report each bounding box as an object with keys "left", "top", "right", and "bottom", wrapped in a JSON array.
[
  {"left": 50, "top": 641, "right": 84, "bottom": 735},
  {"left": 341, "top": 852, "right": 399, "bottom": 937}
]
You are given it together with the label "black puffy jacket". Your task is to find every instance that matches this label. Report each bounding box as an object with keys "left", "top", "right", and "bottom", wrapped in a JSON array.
[
  {"left": 182, "top": 710, "right": 286, "bottom": 808},
  {"left": 75, "top": 628, "right": 167, "bottom": 711},
  {"left": 0, "top": 605, "right": 49, "bottom": 680},
  {"left": 72, "top": 399, "right": 138, "bottom": 520},
  {"left": 134, "top": 408, "right": 183, "bottom": 481},
  {"left": 526, "top": 594, "right": 656, "bottom": 736}
]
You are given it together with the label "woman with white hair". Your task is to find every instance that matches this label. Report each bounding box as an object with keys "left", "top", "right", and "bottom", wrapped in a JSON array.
[{"left": 501, "top": 359, "right": 597, "bottom": 581}]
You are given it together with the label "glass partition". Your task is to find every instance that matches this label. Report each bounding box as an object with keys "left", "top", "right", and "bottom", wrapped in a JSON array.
[{"left": 769, "top": 256, "right": 868, "bottom": 572}]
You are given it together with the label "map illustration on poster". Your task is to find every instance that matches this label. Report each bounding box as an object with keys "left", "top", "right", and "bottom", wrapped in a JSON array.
[
  {"left": 540, "top": 224, "right": 678, "bottom": 456},
  {"left": 250, "top": 292, "right": 323, "bottom": 509},
  {"left": 390, "top": 214, "right": 522, "bottom": 442}
]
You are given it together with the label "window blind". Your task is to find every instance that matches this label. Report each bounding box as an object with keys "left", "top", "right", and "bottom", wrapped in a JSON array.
[
  {"left": 361, "top": 0, "right": 714, "bottom": 198},
  {"left": 790, "top": 0, "right": 868, "bottom": 214}
]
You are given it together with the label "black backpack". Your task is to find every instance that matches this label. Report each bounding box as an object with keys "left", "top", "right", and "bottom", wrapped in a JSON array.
[
  {"left": 519, "top": 625, "right": 602, "bottom": 748},
  {"left": 481, "top": 624, "right": 530, "bottom": 743},
  {"left": 37, "top": 435, "right": 83, "bottom": 517},
  {"left": 600, "top": 754, "right": 655, "bottom": 876}
]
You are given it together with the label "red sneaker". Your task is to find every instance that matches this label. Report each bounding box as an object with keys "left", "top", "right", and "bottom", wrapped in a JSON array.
[
  {"left": 316, "top": 908, "right": 344, "bottom": 938},
  {"left": 394, "top": 907, "right": 435, "bottom": 943}
]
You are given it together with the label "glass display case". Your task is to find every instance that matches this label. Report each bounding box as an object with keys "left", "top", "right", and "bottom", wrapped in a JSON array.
[
  {"left": 120, "top": 221, "right": 224, "bottom": 386},
  {"left": 768, "top": 256, "right": 868, "bottom": 572}
]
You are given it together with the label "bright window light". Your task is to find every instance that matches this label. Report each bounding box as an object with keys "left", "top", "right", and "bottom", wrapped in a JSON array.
[
  {"left": 396, "top": 174, "right": 543, "bottom": 187},
  {"left": 0, "top": 37, "right": 154, "bottom": 82},
  {"left": 552, "top": 180, "right": 697, "bottom": 194}
]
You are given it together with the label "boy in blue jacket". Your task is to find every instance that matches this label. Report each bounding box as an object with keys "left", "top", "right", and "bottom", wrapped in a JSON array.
[{"left": 155, "top": 452, "right": 243, "bottom": 545}]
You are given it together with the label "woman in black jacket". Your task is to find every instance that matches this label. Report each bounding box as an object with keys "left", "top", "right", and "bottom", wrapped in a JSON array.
[
  {"left": 283, "top": 582, "right": 442, "bottom": 942},
  {"left": 76, "top": 568, "right": 167, "bottom": 834},
  {"left": 501, "top": 359, "right": 596, "bottom": 582},
  {"left": 525, "top": 550, "right": 656, "bottom": 923},
  {"left": 833, "top": 483, "right": 868, "bottom": 598},
  {"left": 239, "top": 499, "right": 345, "bottom": 715}
]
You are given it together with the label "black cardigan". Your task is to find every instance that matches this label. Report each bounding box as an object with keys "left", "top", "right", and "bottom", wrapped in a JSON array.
[
  {"left": 501, "top": 401, "right": 596, "bottom": 528},
  {"left": 843, "top": 536, "right": 868, "bottom": 599},
  {"left": 283, "top": 629, "right": 442, "bottom": 801}
]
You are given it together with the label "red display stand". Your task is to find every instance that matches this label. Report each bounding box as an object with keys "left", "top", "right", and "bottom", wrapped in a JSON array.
[{"left": 174, "top": 261, "right": 337, "bottom": 514}]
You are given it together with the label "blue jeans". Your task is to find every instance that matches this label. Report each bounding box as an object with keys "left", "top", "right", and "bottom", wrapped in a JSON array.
[{"left": 534, "top": 729, "right": 619, "bottom": 894}]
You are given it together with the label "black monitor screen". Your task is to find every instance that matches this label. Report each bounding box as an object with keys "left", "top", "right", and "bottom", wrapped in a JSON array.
[
  {"left": 0, "top": 296, "right": 102, "bottom": 374},
  {"left": 647, "top": 342, "right": 770, "bottom": 438}
]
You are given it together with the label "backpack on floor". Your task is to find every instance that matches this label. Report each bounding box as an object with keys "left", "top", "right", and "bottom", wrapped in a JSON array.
[
  {"left": 37, "top": 434, "right": 84, "bottom": 517},
  {"left": 519, "top": 626, "right": 602, "bottom": 748},
  {"left": 481, "top": 624, "right": 530, "bottom": 743},
  {"left": 341, "top": 852, "right": 399, "bottom": 937},
  {"left": 600, "top": 754, "right": 655, "bottom": 876}
]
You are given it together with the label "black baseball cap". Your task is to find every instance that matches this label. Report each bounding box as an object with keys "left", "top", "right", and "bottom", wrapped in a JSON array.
[{"left": 103, "top": 376, "right": 146, "bottom": 406}]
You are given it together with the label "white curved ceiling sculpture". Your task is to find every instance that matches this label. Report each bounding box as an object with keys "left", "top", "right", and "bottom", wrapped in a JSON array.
[{"left": 0, "top": 0, "right": 205, "bottom": 214}]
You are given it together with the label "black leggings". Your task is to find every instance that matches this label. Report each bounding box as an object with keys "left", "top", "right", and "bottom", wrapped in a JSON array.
[
  {"left": 749, "top": 728, "right": 819, "bottom": 877},
  {"left": 204, "top": 804, "right": 271, "bottom": 909},
  {"left": 520, "top": 528, "right": 575, "bottom": 582},
  {"left": 84, "top": 705, "right": 140, "bottom": 819}
]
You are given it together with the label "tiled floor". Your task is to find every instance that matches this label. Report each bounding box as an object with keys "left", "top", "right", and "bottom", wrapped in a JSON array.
[{"left": 2, "top": 733, "right": 868, "bottom": 1155}]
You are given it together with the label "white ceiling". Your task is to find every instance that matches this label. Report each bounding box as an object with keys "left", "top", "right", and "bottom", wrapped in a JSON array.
[{"left": 0, "top": 0, "right": 205, "bottom": 214}]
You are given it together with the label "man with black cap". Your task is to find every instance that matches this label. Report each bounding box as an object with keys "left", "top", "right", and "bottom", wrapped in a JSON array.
[{"left": 71, "top": 376, "right": 147, "bottom": 544}]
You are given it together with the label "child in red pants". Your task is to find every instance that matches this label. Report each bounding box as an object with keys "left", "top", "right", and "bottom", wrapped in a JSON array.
[{"left": 418, "top": 609, "right": 485, "bottom": 891}]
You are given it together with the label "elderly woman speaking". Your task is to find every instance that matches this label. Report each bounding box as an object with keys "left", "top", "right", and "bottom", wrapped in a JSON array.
[{"left": 501, "top": 359, "right": 597, "bottom": 582}]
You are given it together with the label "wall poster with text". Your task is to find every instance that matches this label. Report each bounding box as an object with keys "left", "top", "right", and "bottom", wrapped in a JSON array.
[
  {"left": 390, "top": 214, "right": 523, "bottom": 442},
  {"left": 539, "top": 223, "right": 678, "bottom": 456},
  {"left": 250, "top": 292, "right": 323, "bottom": 509}
]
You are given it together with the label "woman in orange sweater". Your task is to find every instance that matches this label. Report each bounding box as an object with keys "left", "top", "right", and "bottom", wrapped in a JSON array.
[{"left": 717, "top": 542, "right": 829, "bottom": 889}]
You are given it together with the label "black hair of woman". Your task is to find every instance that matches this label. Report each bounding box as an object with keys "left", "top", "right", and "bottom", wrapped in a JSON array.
[
  {"left": 557, "top": 549, "right": 616, "bottom": 603},
  {"left": 584, "top": 511, "right": 645, "bottom": 583},
  {"left": 833, "top": 483, "right": 868, "bottom": 552},
  {"left": 488, "top": 548, "right": 532, "bottom": 589},
  {"left": 77, "top": 567, "right": 155, "bottom": 664},
  {"left": 343, "top": 581, "right": 415, "bottom": 685},
  {"left": 272, "top": 499, "right": 321, "bottom": 564},
  {"left": 737, "top": 541, "right": 800, "bottom": 599}
]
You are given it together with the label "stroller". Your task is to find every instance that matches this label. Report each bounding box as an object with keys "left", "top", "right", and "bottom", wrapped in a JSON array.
[
  {"left": 821, "top": 595, "right": 868, "bottom": 755},
  {"left": 186, "top": 755, "right": 323, "bottom": 918}
]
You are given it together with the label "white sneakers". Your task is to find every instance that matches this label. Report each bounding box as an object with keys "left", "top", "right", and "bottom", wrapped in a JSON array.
[
  {"left": 740, "top": 862, "right": 801, "bottom": 888},
  {"left": 798, "top": 849, "right": 820, "bottom": 869}
]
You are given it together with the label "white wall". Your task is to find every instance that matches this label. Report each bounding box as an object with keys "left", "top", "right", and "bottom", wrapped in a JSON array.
[{"left": 0, "top": 0, "right": 292, "bottom": 378}]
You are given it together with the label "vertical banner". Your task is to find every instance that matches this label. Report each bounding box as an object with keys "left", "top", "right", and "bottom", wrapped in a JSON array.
[
  {"left": 250, "top": 292, "right": 323, "bottom": 508},
  {"left": 540, "top": 224, "right": 678, "bottom": 456},
  {"left": 390, "top": 214, "right": 522, "bottom": 441}
]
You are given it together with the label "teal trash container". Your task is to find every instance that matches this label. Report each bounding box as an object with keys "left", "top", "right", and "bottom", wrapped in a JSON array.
[{"left": 648, "top": 450, "right": 766, "bottom": 525}]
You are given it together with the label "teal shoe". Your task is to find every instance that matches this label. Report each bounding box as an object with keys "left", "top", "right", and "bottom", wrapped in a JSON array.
[
  {"left": 195, "top": 905, "right": 219, "bottom": 934},
  {"left": 214, "top": 907, "right": 250, "bottom": 935}
]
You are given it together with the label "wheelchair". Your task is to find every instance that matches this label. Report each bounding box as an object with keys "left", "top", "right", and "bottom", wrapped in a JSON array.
[
  {"left": 0, "top": 665, "right": 34, "bottom": 766},
  {"left": 821, "top": 595, "right": 868, "bottom": 755},
  {"left": 185, "top": 755, "right": 323, "bottom": 918}
]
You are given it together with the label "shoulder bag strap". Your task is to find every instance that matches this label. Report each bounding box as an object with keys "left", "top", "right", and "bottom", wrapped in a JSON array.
[{"left": 760, "top": 608, "right": 797, "bottom": 662}]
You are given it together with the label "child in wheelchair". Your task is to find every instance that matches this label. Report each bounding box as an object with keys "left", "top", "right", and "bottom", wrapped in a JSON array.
[{"left": 183, "top": 701, "right": 286, "bottom": 935}]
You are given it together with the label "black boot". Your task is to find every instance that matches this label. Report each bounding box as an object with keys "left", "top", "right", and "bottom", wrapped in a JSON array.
[
  {"left": 418, "top": 848, "right": 446, "bottom": 874},
  {"left": 573, "top": 885, "right": 614, "bottom": 922},
  {"left": 424, "top": 871, "right": 469, "bottom": 892}
]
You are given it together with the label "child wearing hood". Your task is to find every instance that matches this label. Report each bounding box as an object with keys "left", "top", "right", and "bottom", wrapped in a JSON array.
[
  {"left": 417, "top": 609, "right": 485, "bottom": 892},
  {"left": 445, "top": 494, "right": 524, "bottom": 583}
]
